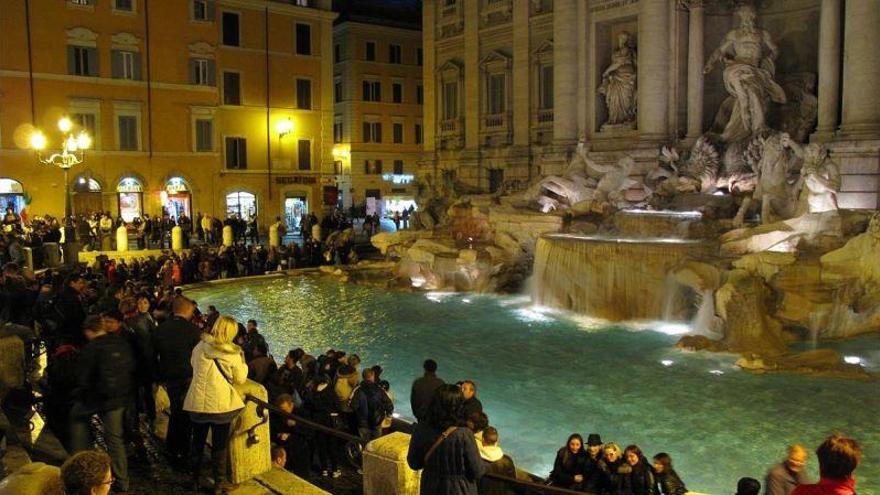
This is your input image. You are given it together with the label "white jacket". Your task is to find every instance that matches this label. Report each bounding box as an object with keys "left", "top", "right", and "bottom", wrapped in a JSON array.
[{"left": 183, "top": 335, "right": 248, "bottom": 414}]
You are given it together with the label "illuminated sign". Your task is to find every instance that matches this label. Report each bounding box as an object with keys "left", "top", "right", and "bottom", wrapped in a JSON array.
[
  {"left": 117, "top": 177, "right": 143, "bottom": 193},
  {"left": 274, "top": 175, "right": 318, "bottom": 185},
  {"left": 165, "top": 177, "right": 189, "bottom": 194},
  {"left": 382, "top": 173, "right": 415, "bottom": 184}
]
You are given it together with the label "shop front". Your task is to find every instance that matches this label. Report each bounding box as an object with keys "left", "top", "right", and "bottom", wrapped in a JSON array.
[
  {"left": 226, "top": 191, "right": 257, "bottom": 220},
  {"left": 72, "top": 175, "right": 103, "bottom": 215},
  {"left": 283, "top": 193, "right": 308, "bottom": 234},
  {"left": 162, "top": 177, "right": 191, "bottom": 221},
  {"left": 117, "top": 177, "right": 144, "bottom": 222},
  {"left": 0, "top": 178, "right": 26, "bottom": 215}
]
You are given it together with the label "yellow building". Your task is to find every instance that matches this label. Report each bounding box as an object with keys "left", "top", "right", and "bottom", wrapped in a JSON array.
[
  {"left": 332, "top": 2, "right": 422, "bottom": 215},
  {"left": 0, "top": 0, "right": 337, "bottom": 230}
]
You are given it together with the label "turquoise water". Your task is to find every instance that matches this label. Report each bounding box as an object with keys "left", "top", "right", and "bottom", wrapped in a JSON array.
[{"left": 187, "top": 275, "right": 880, "bottom": 494}]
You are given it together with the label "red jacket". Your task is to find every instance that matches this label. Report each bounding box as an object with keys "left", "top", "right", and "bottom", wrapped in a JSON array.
[{"left": 791, "top": 477, "right": 856, "bottom": 495}]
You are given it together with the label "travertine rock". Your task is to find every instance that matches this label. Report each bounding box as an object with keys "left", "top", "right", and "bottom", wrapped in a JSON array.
[
  {"left": 363, "top": 432, "right": 420, "bottom": 495},
  {"left": 715, "top": 270, "right": 788, "bottom": 356},
  {"left": 0, "top": 463, "right": 62, "bottom": 495},
  {"left": 229, "top": 380, "right": 272, "bottom": 485}
]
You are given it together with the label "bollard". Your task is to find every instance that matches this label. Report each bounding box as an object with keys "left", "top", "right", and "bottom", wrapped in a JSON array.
[
  {"left": 223, "top": 225, "right": 234, "bottom": 247},
  {"left": 116, "top": 226, "right": 129, "bottom": 253},
  {"left": 171, "top": 225, "right": 183, "bottom": 251},
  {"left": 362, "top": 432, "right": 420, "bottom": 495},
  {"left": 269, "top": 223, "right": 280, "bottom": 248}
]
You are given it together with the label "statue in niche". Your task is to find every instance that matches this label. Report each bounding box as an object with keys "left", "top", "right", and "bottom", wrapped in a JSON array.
[
  {"left": 703, "top": 4, "right": 787, "bottom": 143},
  {"left": 598, "top": 31, "right": 637, "bottom": 129}
]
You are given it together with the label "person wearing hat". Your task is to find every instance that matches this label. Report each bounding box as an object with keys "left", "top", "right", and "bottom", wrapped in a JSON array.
[
  {"left": 765, "top": 444, "right": 811, "bottom": 495},
  {"left": 583, "top": 434, "right": 605, "bottom": 494},
  {"left": 738, "top": 477, "right": 762, "bottom": 495}
]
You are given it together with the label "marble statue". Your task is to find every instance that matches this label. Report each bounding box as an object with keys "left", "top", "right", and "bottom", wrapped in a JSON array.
[
  {"left": 782, "top": 135, "right": 839, "bottom": 215},
  {"left": 598, "top": 31, "right": 637, "bottom": 129},
  {"left": 733, "top": 132, "right": 799, "bottom": 226},
  {"left": 703, "top": 4, "right": 787, "bottom": 143}
]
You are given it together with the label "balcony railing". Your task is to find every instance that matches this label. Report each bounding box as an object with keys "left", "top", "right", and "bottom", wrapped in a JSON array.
[
  {"left": 484, "top": 113, "right": 506, "bottom": 128},
  {"left": 537, "top": 108, "right": 554, "bottom": 124},
  {"left": 481, "top": 0, "right": 512, "bottom": 25},
  {"left": 440, "top": 118, "right": 460, "bottom": 134}
]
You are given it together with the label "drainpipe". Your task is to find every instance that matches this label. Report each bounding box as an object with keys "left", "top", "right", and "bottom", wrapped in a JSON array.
[
  {"left": 145, "top": 0, "right": 153, "bottom": 157},
  {"left": 24, "top": 0, "right": 35, "bottom": 123},
  {"left": 265, "top": 7, "right": 272, "bottom": 202}
]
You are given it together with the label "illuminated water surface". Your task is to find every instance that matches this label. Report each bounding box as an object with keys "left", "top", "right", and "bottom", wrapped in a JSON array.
[{"left": 187, "top": 275, "right": 879, "bottom": 493}]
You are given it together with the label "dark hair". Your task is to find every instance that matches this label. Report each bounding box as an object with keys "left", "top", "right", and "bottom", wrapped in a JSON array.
[
  {"left": 287, "top": 348, "right": 303, "bottom": 362},
  {"left": 468, "top": 411, "right": 489, "bottom": 433},
  {"left": 423, "top": 359, "right": 438, "bottom": 373},
  {"left": 624, "top": 445, "right": 644, "bottom": 462},
  {"left": 271, "top": 445, "right": 286, "bottom": 462},
  {"left": 248, "top": 319, "right": 257, "bottom": 326},
  {"left": 61, "top": 450, "right": 112, "bottom": 495},
  {"left": 736, "top": 477, "right": 761, "bottom": 495},
  {"left": 817, "top": 434, "right": 862, "bottom": 479},
  {"left": 273, "top": 394, "right": 294, "bottom": 407},
  {"left": 82, "top": 315, "right": 104, "bottom": 333},
  {"left": 653, "top": 452, "right": 673, "bottom": 469},
  {"left": 425, "top": 384, "right": 465, "bottom": 430},
  {"left": 483, "top": 426, "right": 499, "bottom": 446}
]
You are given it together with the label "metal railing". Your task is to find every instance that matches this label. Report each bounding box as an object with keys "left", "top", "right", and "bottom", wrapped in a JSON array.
[{"left": 244, "top": 394, "right": 364, "bottom": 446}]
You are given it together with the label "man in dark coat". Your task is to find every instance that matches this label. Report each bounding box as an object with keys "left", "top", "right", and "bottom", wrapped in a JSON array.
[
  {"left": 69, "top": 315, "right": 136, "bottom": 493},
  {"left": 460, "top": 380, "right": 483, "bottom": 419},
  {"left": 56, "top": 273, "right": 88, "bottom": 347},
  {"left": 410, "top": 359, "right": 445, "bottom": 423},
  {"left": 152, "top": 296, "right": 201, "bottom": 468},
  {"left": 351, "top": 368, "right": 393, "bottom": 442}
]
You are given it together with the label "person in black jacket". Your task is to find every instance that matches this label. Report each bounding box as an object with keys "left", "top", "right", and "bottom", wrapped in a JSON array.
[
  {"left": 652, "top": 452, "right": 688, "bottom": 495},
  {"left": 305, "top": 374, "right": 342, "bottom": 478},
  {"left": 460, "top": 380, "right": 483, "bottom": 419},
  {"left": 549, "top": 433, "right": 589, "bottom": 489},
  {"left": 621, "top": 445, "right": 655, "bottom": 495},
  {"left": 583, "top": 433, "right": 606, "bottom": 494},
  {"left": 56, "top": 273, "right": 88, "bottom": 348},
  {"left": 600, "top": 442, "right": 626, "bottom": 495},
  {"left": 268, "top": 348, "right": 305, "bottom": 401},
  {"left": 69, "top": 315, "right": 136, "bottom": 494},
  {"left": 351, "top": 368, "right": 393, "bottom": 442},
  {"left": 152, "top": 296, "right": 201, "bottom": 469},
  {"left": 410, "top": 358, "right": 445, "bottom": 423},
  {"left": 270, "top": 394, "right": 312, "bottom": 477}
]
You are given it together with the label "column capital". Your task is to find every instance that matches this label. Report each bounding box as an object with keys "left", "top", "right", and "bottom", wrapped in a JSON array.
[{"left": 677, "top": 0, "right": 706, "bottom": 10}]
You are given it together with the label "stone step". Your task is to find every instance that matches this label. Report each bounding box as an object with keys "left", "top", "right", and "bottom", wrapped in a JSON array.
[{"left": 230, "top": 468, "right": 330, "bottom": 495}]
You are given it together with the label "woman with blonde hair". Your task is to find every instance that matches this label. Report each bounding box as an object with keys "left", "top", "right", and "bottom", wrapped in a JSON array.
[{"left": 184, "top": 315, "right": 248, "bottom": 494}]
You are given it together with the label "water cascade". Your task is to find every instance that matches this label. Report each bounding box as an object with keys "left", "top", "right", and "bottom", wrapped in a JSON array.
[{"left": 532, "top": 233, "right": 709, "bottom": 321}]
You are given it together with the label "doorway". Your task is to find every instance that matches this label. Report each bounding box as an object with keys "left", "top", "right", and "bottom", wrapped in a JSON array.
[
  {"left": 284, "top": 195, "right": 308, "bottom": 234},
  {"left": 72, "top": 176, "right": 103, "bottom": 215}
]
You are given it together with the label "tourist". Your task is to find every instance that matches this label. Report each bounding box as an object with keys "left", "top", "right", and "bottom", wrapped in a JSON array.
[
  {"left": 335, "top": 361, "right": 359, "bottom": 414},
  {"left": 247, "top": 341, "right": 277, "bottom": 386},
  {"left": 766, "top": 444, "right": 811, "bottom": 495},
  {"left": 460, "top": 379, "right": 483, "bottom": 419},
  {"left": 269, "top": 348, "right": 305, "bottom": 402},
  {"left": 270, "top": 394, "right": 312, "bottom": 477},
  {"left": 69, "top": 315, "right": 135, "bottom": 494},
  {"left": 271, "top": 445, "right": 287, "bottom": 471},
  {"left": 738, "top": 478, "right": 763, "bottom": 495},
  {"left": 305, "top": 373, "right": 342, "bottom": 478},
  {"left": 183, "top": 315, "right": 248, "bottom": 493},
  {"left": 351, "top": 367, "right": 394, "bottom": 443},
  {"left": 653, "top": 452, "right": 686, "bottom": 495},
  {"left": 791, "top": 435, "right": 861, "bottom": 495},
  {"left": 241, "top": 319, "right": 267, "bottom": 362},
  {"left": 57, "top": 273, "right": 89, "bottom": 347},
  {"left": 407, "top": 384, "right": 485, "bottom": 494},
  {"left": 152, "top": 296, "right": 202, "bottom": 470},
  {"left": 549, "top": 433, "right": 588, "bottom": 489},
  {"left": 477, "top": 426, "right": 517, "bottom": 495},
  {"left": 600, "top": 442, "right": 626, "bottom": 494},
  {"left": 60, "top": 450, "right": 114, "bottom": 495},
  {"left": 583, "top": 433, "right": 605, "bottom": 494},
  {"left": 410, "top": 358, "right": 445, "bottom": 423},
  {"left": 621, "top": 445, "right": 656, "bottom": 495}
]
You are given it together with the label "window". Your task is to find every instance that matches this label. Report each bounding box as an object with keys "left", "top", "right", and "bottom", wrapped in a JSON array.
[
  {"left": 417, "top": 84, "right": 424, "bottom": 104},
  {"left": 415, "top": 123, "right": 423, "bottom": 144},
  {"left": 295, "top": 23, "right": 311, "bottom": 55},
  {"left": 442, "top": 81, "right": 458, "bottom": 119},
  {"left": 334, "top": 81, "right": 343, "bottom": 103},
  {"left": 115, "top": 0, "right": 133, "bottom": 11},
  {"left": 296, "top": 79, "right": 312, "bottom": 109},
  {"left": 195, "top": 119, "right": 213, "bottom": 151},
  {"left": 389, "top": 44, "right": 402, "bottom": 64},
  {"left": 223, "top": 72, "right": 241, "bottom": 105},
  {"left": 111, "top": 50, "right": 140, "bottom": 80},
  {"left": 222, "top": 12, "right": 240, "bottom": 46},
  {"left": 68, "top": 46, "right": 98, "bottom": 77},
  {"left": 225, "top": 137, "right": 247, "bottom": 169},
  {"left": 298, "top": 139, "right": 311, "bottom": 170},
  {"left": 392, "top": 82, "right": 403, "bottom": 103},
  {"left": 393, "top": 160, "right": 404, "bottom": 175},
  {"left": 190, "top": 58, "right": 215, "bottom": 85},
  {"left": 489, "top": 169, "right": 504, "bottom": 194},
  {"left": 488, "top": 73, "right": 505, "bottom": 114},
  {"left": 73, "top": 113, "right": 97, "bottom": 138},
  {"left": 363, "top": 122, "right": 382, "bottom": 143},
  {"left": 362, "top": 80, "right": 381, "bottom": 102},
  {"left": 539, "top": 64, "right": 554, "bottom": 109},
  {"left": 393, "top": 123, "right": 403, "bottom": 143},
  {"left": 333, "top": 121, "right": 343, "bottom": 143},
  {"left": 334, "top": 43, "right": 341, "bottom": 63},
  {"left": 118, "top": 115, "right": 139, "bottom": 151},
  {"left": 365, "top": 42, "right": 375, "bottom": 61},
  {"left": 192, "top": 0, "right": 214, "bottom": 21},
  {"left": 417, "top": 48, "right": 423, "bottom": 66},
  {"left": 365, "top": 160, "right": 383, "bottom": 175}
]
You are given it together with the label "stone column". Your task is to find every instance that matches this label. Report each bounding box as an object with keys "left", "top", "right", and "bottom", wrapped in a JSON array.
[
  {"left": 464, "top": 0, "right": 480, "bottom": 150},
  {"left": 814, "top": 0, "right": 841, "bottom": 139},
  {"left": 638, "top": 0, "right": 670, "bottom": 139},
  {"left": 423, "top": 0, "right": 436, "bottom": 155},
  {"left": 840, "top": 0, "right": 880, "bottom": 137},
  {"left": 685, "top": 0, "right": 705, "bottom": 139},
  {"left": 553, "top": 0, "right": 578, "bottom": 143},
  {"left": 512, "top": 0, "right": 530, "bottom": 147}
]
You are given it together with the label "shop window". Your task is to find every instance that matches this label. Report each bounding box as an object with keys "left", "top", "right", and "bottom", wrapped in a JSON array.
[
  {"left": 117, "top": 177, "right": 144, "bottom": 222},
  {"left": 226, "top": 191, "right": 256, "bottom": 219}
]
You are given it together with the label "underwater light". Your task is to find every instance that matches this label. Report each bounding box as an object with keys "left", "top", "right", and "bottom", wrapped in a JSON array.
[
  {"left": 462, "top": 298, "right": 472, "bottom": 304},
  {"left": 709, "top": 369, "right": 724, "bottom": 375},
  {"left": 661, "top": 359, "right": 674, "bottom": 367},
  {"left": 843, "top": 355, "right": 864, "bottom": 365}
]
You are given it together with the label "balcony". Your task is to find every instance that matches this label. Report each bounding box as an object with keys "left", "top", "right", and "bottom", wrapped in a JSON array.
[
  {"left": 441, "top": 1, "right": 460, "bottom": 17},
  {"left": 484, "top": 113, "right": 506, "bottom": 129},
  {"left": 440, "top": 118, "right": 461, "bottom": 134},
  {"left": 480, "top": 113, "right": 511, "bottom": 147},
  {"left": 536, "top": 108, "right": 554, "bottom": 125},
  {"left": 481, "top": 0, "right": 512, "bottom": 27}
]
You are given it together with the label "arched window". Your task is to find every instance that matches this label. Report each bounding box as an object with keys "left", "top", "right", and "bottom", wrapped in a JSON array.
[
  {"left": 0, "top": 178, "right": 25, "bottom": 215},
  {"left": 226, "top": 191, "right": 256, "bottom": 219},
  {"left": 162, "top": 177, "right": 192, "bottom": 221},
  {"left": 117, "top": 177, "right": 144, "bottom": 222}
]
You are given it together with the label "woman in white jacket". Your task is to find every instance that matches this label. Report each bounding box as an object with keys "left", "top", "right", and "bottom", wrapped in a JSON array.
[{"left": 184, "top": 315, "right": 248, "bottom": 493}]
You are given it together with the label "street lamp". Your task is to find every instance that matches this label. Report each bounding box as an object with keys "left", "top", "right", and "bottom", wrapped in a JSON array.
[{"left": 30, "top": 117, "right": 91, "bottom": 218}]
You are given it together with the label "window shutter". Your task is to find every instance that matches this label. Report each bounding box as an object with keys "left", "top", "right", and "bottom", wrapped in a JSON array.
[
  {"left": 206, "top": 60, "right": 216, "bottom": 86},
  {"left": 364, "top": 161, "right": 370, "bottom": 174},
  {"left": 189, "top": 59, "right": 198, "bottom": 84},
  {"left": 363, "top": 122, "right": 370, "bottom": 143},
  {"left": 111, "top": 50, "right": 123, "bottom": 78},
  {"left": 88, "top": 47, "right": 99, "bottom": 76},
  {"left": 376, "top": 160, "right": 383, "bottom": 174},
  {"left": 206, "top": 0, "right": 216, "bottom": 20},
  {"left": 375, "top": 123, "right": 382, "bottom": 143},
  {"left": 239, "top": 139, "right": 247, "bottom": 168},
  {"left": 362, "top": 81, "right": 369, "bottom": 101},
  {"left": 67, "top": 46, "right": 77, "bottom": 75},
  {"left": 133, "top": 53, "right": 142, "bottom": 80}
]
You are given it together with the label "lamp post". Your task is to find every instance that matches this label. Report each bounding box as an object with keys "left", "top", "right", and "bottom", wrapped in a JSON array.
[{"left": 29, "top": 117, "right": 92, "bottom": 218}]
